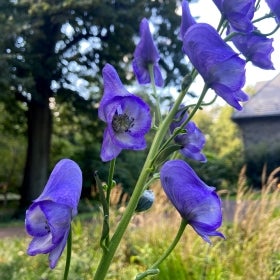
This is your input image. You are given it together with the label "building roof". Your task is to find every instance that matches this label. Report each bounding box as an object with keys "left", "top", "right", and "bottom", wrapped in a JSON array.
[{"left": 232, "top": 73, "right": 280, "bottom": 120}]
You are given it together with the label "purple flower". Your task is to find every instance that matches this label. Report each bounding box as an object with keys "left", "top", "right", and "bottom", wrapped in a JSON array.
[
  {"left": 132, "top": 18, "right": 164, "bottom": 87},
  {"left": 170, "top": 108, "right": 206, "bottom": 162},
  {"left": 25, "top": 159, "right": 82, "bottom": 269},
  {"left": 160, "top": 159, "right": 224, "bottom": 243},
  {"left": 265, "top": 0, "right": 280, "bottom": 23},
  {"left": 213, "top": 0, "right": 255, "bottom": 33},
  {"left": 98, "top": 63, "right": 152, "bottom": 162},
  {"left": 183, "top": 23, "right": 248, "bottom": 110},
  {"left": 179, "top": 0, "right": 196, "bottom": 40},
  {"left": 229, "top": 28, "right": 274, "bottom": 70}
]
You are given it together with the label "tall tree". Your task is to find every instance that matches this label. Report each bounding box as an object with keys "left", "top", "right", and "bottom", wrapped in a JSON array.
[{"left": 0, "top": 0, "right": 189, "bottom": 210}]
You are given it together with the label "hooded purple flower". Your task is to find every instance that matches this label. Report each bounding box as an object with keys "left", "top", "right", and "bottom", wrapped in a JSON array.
[
  {"left": 179, "top": 0, "right": 196, "bottom": 40},
  {"left": 170, "top": 108, "right": 206, "bottom": 162},
  {"left": 132, "top": 18, "right": 164, "bottom": 87},
  {"left": 265, "top": 0, "right": 280, "bottom": 23},
  {"left": 229, "top": 27, "right": 274, "bottom": 70},
  {"left": 183, "top": 23, "right": 248, "bottom": 110},
  {"left": 25, "top": 159, "right": 82, "bottom": 269},
  {"left": 98, "top": 63, "right": 151, "bottom": 162},
  {"left": 160, "top": 160, "right": 224, "bottom": 243},
  {"left": 213, "top": 0, "right": 255, "bottom": 33}
]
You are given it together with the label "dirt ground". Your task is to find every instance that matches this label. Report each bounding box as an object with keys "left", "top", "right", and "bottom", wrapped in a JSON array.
[{"left": 0, "top": 225, "right": 26, "bottom": 238}]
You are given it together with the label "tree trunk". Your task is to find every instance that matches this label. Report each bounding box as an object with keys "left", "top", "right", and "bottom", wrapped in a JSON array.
[{"left": 19, "top": 92, "right": 52, "bottom": 210}]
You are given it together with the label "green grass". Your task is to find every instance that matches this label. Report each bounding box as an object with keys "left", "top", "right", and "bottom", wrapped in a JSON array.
[{"left": 1, "top": 168, "right": 280, "bottom": 279}]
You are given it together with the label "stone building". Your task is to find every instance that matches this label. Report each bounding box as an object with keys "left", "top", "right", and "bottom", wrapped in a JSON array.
[{"left": 232, "top": 74, "right": 280, "bottom": 186}]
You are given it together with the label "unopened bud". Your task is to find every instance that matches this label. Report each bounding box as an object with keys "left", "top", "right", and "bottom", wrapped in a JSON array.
[{"left": 135, "top": 190, "right": 155, "bottom": 212}]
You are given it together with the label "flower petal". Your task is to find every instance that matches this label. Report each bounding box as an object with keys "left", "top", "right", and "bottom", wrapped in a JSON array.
[
  {"left": 100, "top": 93, "right": 151, "bottom": 161},
  {"left": 40, "top": 201, "right": 71, "bottom": 244},
  {"left": 213, "top": 0, "right": 255, "bottom": 32},
  {"left": 160, "top": 160, "right": 224, "bottom": 242},
  {"left": 25, "top": 202, "right": 50, "bottom": 237},
  {"left": 183, "top": 23, "right": 247, "bottom": 110},
  {"left": 99, "top": 63, "right": 131, "bottom": 121},
  {"left": 179, "top": 0, "right": 196, "bottom": 40},
  {"left": 49, "top": 228, "right": 69, "bottom": 269},
  {"left": 35, "top": 159, "right": 82, "bottom": 212},
  {"left": 265, "top": 0, "right": 280, "bottom": 23},
  {"left": 27, "top": 233, "right": 54, "bottom": 255},
  {"left": 132, "top": 18, "right": 163, "bottom": 87},
  {"left": 230, "top": 28, "right": 274, "bottom": 70},
  {"left": 100, "top": 127, "right": 123, "bottom": 162},
  {"left": 171, "top": 109, "right": 206, "bottom": 162}
]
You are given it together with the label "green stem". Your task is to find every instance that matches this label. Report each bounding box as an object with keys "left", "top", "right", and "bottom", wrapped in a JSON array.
[
  {"left": 103, "top": 159, "right": 116, "bottom": 247},
  {"left": 252, "top": 12, "right": 273, "bottom": 24},
  {"left": 185, "top": 84, "right": 208, "bottom": 122},
  {"left": 63, "top": 225, "right": 72, "bottom": 280},
  {"left": 148, "top": 64, "right": 162, "bottom": 125},
  {"left": 261, "top": 25, "right": 280, "bottom": 37},
  {"left": 93, "top": 84, "right": 191, "bottom": 280},
  {"left": 135, "top": 219, "right": 188, "bottom": 280},
  {"left": 106, "top": 159, "right": 116, "bottom": 207}
]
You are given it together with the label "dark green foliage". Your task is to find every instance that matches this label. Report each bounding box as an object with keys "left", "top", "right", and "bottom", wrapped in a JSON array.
[{"left": 0, "top": 0, "right": 189, "bottom": 206}]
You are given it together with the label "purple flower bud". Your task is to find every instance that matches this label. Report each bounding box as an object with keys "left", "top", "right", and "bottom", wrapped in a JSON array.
[
  {"left": 160, "top": 160, "right": 225, "bottom": 243},
  {"left": 132, "top": 18, "right": 164, "bottom": 87},
  {"left": 230, "top": 28, "right": 274, "bottom": 70},
  {"left": 183, "top": 23, "right": 248, "bottom": 110},
  {"left": 179, "top": 0, "right": 196, "bottom": 40},
  {"left": 213, "top": 0, "right": 255, "bottom": 32},
  {"left": 265, "top": 0, "right": 280, "bottom": 23},
  {"left": 98, "top": 64, "right": 152, "bottom": 162},
  {"left": 25, "top": 159, "right": 82, "bottom": 269},
  {"left": 170, "top": 108, "right": 206, "bottom": 162}
]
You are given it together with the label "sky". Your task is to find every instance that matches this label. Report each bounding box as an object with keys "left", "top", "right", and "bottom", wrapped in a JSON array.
[{"left": 189, "top": 0, "right": 280, "bottom": 87}]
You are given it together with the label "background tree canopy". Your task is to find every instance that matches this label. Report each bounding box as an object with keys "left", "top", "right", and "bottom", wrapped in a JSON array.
[{"left": 0, "top": 0, "right": 191, "bottom": 211}]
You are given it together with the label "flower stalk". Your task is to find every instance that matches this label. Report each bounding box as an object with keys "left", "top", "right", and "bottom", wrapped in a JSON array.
[{"left": 135, "top": 219, "right": 188, "bottom": 280}]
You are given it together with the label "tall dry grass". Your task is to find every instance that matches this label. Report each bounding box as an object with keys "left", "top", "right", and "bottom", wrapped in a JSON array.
[{"left": 119, "top": 166, "right": 280, "bottom": 279}]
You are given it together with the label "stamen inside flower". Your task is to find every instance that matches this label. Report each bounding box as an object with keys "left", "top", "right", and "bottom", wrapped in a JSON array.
[{"left": 112, "top": 112, "right": 135, "bottom": 133}]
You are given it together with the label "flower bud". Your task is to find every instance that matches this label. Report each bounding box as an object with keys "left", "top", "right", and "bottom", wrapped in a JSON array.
[{"left": 135, "top": 190, "right": 155, "bottom": 212}]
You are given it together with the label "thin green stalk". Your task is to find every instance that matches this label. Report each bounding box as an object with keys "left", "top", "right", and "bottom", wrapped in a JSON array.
[
  {"left": 63, "top": 225, "right": 72, "bottom": 280},
  {"left": 148, "top": 64, "right": 162, "bottom": 125},
  {"left": 252, "top": 12, "right": 273, "bottom": 24},
  {"left": 216, "top": 15, "right": 226, "bottom": 34},
  {"left": 103, "top": 159, "right": 116, "bottom": 247},
  {"left": 185, "top": 84, "right": 209, "bottom": 123},
  {"left": 93, "top": 83, "right": 191, "bottom": 280},
  {"left": 106, "top": 159, "right": 116, "bottom": 205},
  {"left": 261, "top": 25, "right": 280, "bottom": 37},
  {"left": 135, "top": 219, "right": 188, "bottom": 280}
]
